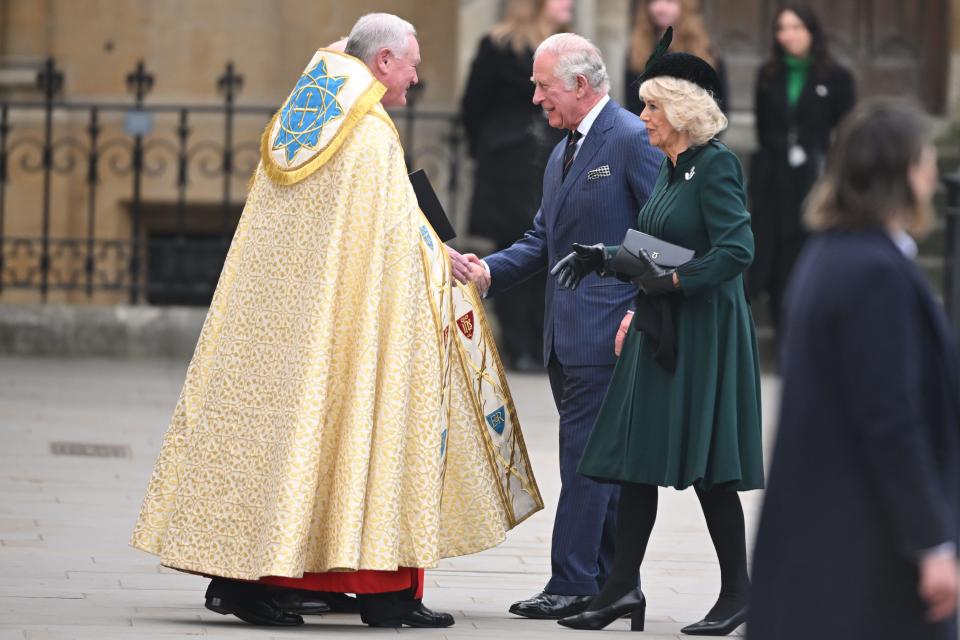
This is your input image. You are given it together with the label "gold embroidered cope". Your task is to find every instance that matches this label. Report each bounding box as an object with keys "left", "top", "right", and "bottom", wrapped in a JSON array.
[{"left": 131, "top": 51, "right": 542, "bottom": 580}]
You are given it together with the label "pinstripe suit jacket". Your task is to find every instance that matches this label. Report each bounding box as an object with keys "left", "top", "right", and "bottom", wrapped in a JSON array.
[{"left": 485, "top": 99, "right": 664, "bottom": 367}]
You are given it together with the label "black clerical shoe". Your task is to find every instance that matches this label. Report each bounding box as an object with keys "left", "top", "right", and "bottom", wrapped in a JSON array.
[
  {"left": 366, "top": 604, "right": 455, "bottom": 628},
  {"left": 558, "top": 587, "right": 646, "bottom": 631},
  {"left": 680, "top": 606, "right": 748, "bottom": 636},
  {"left": 205, "top": 594, "right": 304, "bottom": 626},
  {"left": 204, "top": 578, "right": 304, "bottom": 626},
  {"left": 269, "top": 587, "right": 333, "bottom": 615},
  {"left": 509, "top": 591, "right": 593, "bottom": 619}
]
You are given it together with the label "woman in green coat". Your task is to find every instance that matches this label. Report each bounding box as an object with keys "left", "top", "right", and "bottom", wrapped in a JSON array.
[{"left": 551, "top": 50, "right": 763, "bottom": 636}]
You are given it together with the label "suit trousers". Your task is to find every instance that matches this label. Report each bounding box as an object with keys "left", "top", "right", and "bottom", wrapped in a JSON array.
[{"left": 545, "top": 354, "right": 620, "bottom": 595}]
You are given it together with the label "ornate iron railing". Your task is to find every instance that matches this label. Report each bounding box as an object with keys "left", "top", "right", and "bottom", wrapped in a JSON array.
[{"left": 0, "top": 58, "right": 466, "bottom": 304}]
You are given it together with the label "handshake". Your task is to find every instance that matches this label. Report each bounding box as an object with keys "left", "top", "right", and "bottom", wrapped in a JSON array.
[{"left": 445, "top": 246, "right": 491, "bottom": 294}]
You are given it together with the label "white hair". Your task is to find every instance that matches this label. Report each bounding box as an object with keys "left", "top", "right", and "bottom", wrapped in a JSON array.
[
  {"left": 534, "top": 33, "right": 609, "bottom": 95},
  {"left": 639, "top": 76, "right": 728, "bottom": 145},
  {"left": 345, "top": 13, "right": 417, "bottom": 63}
]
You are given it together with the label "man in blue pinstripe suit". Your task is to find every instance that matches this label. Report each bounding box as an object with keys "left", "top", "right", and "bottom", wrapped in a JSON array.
[{"left": 465, "top": 33, "right": 663, "bottom": 619}]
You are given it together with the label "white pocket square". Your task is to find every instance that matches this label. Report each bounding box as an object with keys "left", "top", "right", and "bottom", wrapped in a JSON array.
[{"left": 586, "top": 165, "right": 611, "bottom": 181}]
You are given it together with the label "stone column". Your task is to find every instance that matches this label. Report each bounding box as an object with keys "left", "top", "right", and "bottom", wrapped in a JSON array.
[
  {"left": 0, "top": 0, "right": 51, "bottom": 95},
  {"left": 585, "top": 0, "right": 630, "bottom": 104},
  {"left": 2, "top": 0, "right": 50, "bottom": 57}
]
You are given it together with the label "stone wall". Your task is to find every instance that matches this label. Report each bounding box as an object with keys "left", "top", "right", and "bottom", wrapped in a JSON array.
[{"left": 1, "top": 1, "right": 458, "bottom": 107}]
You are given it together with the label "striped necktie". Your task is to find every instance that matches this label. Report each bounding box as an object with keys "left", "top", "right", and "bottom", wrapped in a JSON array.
[{"left": 562, "top": 129, "right": 583, "bottom": 181}]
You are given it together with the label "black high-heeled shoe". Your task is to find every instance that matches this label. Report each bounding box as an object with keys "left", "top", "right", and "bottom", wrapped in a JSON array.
[
  {"left": 680, "top": 605, "right": 747, "bottom": 636},
  {"left": 557, "top": 587, "right": 646, "bottom": 631}
]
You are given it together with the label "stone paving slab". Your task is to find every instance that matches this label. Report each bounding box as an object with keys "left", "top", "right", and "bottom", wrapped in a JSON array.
[{"left": 0, "top": 357, "right": 781, "bottom": 638}]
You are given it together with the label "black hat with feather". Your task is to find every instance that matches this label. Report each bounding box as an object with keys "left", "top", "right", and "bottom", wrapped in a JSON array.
[{"left": 638, "top": 27, "right": 722, "bottom": 104}]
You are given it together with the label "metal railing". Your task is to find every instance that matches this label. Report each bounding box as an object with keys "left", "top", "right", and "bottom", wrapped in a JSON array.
[{"left": 0, "top": 58, "right": 466, "bottom": 304}]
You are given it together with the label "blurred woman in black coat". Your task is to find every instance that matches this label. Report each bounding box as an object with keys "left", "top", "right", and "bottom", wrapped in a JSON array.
[
  {"left": 749, "top": 4, "right": 855, "bottom": 333},
  {"left": 749, "top": 99, "right": 960, "bottom": 640},
  {"left": 624, "top": 0, "right": 726, "bottom": 116},
  {"left": 461, "top": 0, "right": 570, "bottom": 371}
]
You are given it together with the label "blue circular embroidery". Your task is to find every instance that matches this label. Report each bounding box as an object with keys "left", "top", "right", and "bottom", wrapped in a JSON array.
[{"left": 273, "top": 59, "right": 348, "bottom": 162}]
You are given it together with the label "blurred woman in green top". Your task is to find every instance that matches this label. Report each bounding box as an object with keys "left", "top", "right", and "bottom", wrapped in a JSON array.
[
  {"left": 551, "top": 48, "right": 762, "bottom": 635},
  {"left": 749, "top": 4, "right": 855, "bottom": 339}
]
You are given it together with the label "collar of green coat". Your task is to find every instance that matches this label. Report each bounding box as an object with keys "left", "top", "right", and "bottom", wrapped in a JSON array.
[{"left": 666, "top": 141, "right": 713, "bottom": 181}]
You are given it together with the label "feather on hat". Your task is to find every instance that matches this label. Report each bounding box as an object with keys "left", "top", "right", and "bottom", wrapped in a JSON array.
[{"left": 638, "top": 27, "right": 722, "bottom": 104}]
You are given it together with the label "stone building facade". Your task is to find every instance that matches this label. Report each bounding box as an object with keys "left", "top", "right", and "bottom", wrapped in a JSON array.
[{"left": 0, "top": 0, "right": 958, "bottom": 306}]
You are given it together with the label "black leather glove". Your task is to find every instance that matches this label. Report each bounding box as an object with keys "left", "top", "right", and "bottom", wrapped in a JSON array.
[
  {"left": 632, "top": 248, "right": 679, "bottom": 296},
  {"left": 550, "top": 243, "right": 607, "bottom": 290}
]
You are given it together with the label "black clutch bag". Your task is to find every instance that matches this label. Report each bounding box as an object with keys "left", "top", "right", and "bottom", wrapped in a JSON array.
[{"left": 610, "top": 229, "right": 694, "bottom": 276}]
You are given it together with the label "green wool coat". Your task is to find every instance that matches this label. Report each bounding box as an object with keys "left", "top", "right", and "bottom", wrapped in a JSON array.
[{"left": 578, "top": 139, "right": 764, "bottom": 491}]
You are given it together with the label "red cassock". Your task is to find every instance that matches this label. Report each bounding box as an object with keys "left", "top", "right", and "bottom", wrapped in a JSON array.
[{"left": 260, "top": 568, "right": 425, "bottom": 599}]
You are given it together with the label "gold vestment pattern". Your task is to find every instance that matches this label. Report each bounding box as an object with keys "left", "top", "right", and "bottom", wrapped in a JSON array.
[{"left": 132, "top": 54, "right": 542, "bottom": 579}]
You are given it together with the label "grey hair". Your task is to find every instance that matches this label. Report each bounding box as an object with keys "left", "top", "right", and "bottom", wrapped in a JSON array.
[
  {"left": 345, "top": 13, "right": 417, "bottom": 63},
  {"left": 534, "top": 33, "right": 609, "bottom": 95}
]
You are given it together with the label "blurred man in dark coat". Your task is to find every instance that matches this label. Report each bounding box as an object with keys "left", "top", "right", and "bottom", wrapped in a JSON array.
[{"left": 750, "top": 100, "right": 960, "bottom": 640}]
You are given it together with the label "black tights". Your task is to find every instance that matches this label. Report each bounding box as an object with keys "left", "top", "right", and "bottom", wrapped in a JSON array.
[{"left": 587, "top": 483, "right": 750, "bottom": 621}]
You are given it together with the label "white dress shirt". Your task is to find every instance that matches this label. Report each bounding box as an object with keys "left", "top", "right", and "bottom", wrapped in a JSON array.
[
  {"left": 570, "top": 94, "right": 609, "bottom": 163},
  {"left": 889, "top": 227, "right": 918, "bottom": 259}
]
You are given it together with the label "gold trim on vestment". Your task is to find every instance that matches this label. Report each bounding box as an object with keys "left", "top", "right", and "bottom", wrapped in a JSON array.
[
  {"left": 413, "top": 211, "right": 543, "bottom": 528},
  {"left": 449, "top": 304, "right": 516, "bottom": 526},
  {"left": 450, "top": 290, "right": 544, "bottom": 527},
  {"left": 369, "top": 104, "right": 400, "bottom": 140},
  {"left": 414, "top": 213, "right": 454, "bottom": 485},
  {"left": 469, "top": 287, "right": 545, "bottom": 526}
]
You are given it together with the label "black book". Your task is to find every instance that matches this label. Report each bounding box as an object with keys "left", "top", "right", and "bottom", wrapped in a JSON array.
[{"left": 408, "top": 169, "right": 456, "bottom": 242}]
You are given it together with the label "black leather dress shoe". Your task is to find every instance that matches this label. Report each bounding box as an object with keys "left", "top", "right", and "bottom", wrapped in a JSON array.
[
  {"left": 680, "top": 606, "right": 748, "bottom": 636},
  {"left": 269, "top": 588, "right": 332, "bottom": 615},
  {"left": 558, "top": 587, "right": 646, "bottom": 631},
  {"left": 509, "top": 591, "right": 593, "bottom": 619},
  {"left": 366, "top": 603, "right": 455, "bottom": 628},
  {"left": 205, "top": 595, "right": 305, "bottom": 626}
]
